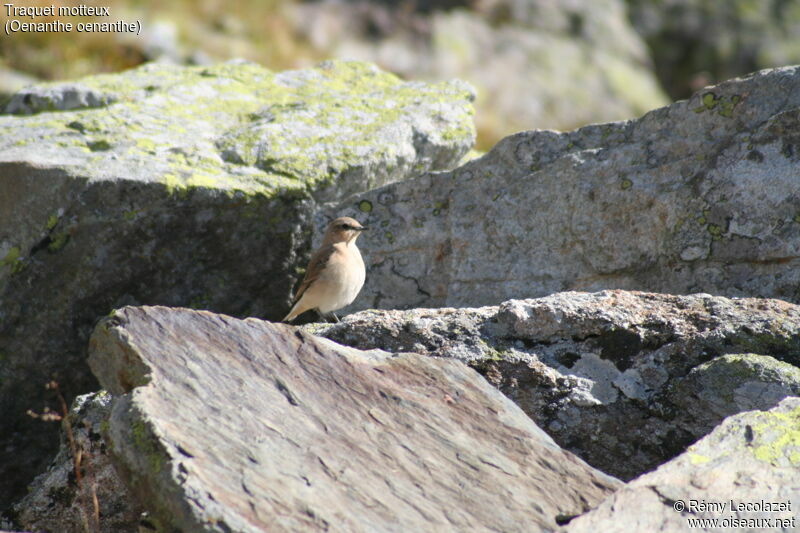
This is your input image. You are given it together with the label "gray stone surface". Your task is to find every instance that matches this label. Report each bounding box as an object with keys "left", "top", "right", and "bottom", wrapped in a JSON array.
[
  {"left": 668, "top": 354, "right": 800, "bottom": 440},
  {"left": 292, "top": 0, "right": 668, "bottom": 147},
  {"left": 88, "top": 305, "right": 620, "bottom": 532},
  {"left": 566, "top": 397, "right": 800, "bottom": 532},
  {"left": 325, "top": 65, "right": 800, "bottom": 312},
  {"left": 4, "top": 83, "right": 118, "bottom": 114},
  {"left": 0, "top": 59, "right": 475, "bottom": 506},
  {"left": 307, "top": 290, "right": 800, "bottom": 480},
  {"left": 10, "top": 392, "right": 141, "bottom": 533}
]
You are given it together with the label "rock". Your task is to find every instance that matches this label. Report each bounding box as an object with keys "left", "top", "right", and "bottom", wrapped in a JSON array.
[
  {"left": 291, "top": 0, "right": 668, "bottom": 148},
  {"left": 87, "top": 305, "right": 620, "bottom": 532},
  {"left": 10, "top": 392, "right": 142, "bottom": 533},
  {"left": 307, "top": 290, "right": 800, "bottom": 480},
  {"left": 326, "top": 65, "right": 800, "bottom": 312},
  {"left": 668, "top": 354, "right": 800, "bottom": 440},
  {"left": 1, "top": 60, "right": 474, "bottom": 200},
  {"left": 0, "top": 60, "right": 475, "bottom": 506},
  {"left": 627, "top": 0, "right": 800, "bottom": 99},
  {"left": 565, "top": 397, "right": 800, "bottom": 532},
  {"left": 4, "top": 83, "right": 118, "bottom": 114}
]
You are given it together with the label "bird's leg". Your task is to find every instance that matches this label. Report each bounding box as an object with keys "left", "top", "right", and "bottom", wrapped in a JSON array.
[{"left": 316, "top": 310, "right": 340, "bottom": 323}]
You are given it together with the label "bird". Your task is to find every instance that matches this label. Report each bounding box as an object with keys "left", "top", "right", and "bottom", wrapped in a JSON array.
[{"left": 282, "top": 216, "right": 368, "bottom": 323}]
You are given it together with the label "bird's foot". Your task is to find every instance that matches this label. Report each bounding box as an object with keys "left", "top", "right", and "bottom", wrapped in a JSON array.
[{"left": 317, "top": 311, "right": 340, "bottom": 323}]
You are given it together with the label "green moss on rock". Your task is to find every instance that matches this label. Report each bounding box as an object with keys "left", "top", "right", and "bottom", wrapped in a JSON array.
[
  {"left": 45, "top": 215, "right": 58, "bottom": 230},
  {"left": 0, "top": 60, "right": 476, "bottom": 201},
  {"left": 702, "top": 92, "right": 719, "bottom": 110},
  {"left": 48, "top": 233, "right": 70, "bottom": 252},
  {"left": 1, "top": 246, "right": 21, "bottom": 266},
  {"left": 688, "top": 353, "right": 800, "bottom": 403},
  {"left": 1, "top": 246, "right": 25, "bottom": 274},
  {"left": 130, "top": 419, "right": 166, "bottom": 474}
]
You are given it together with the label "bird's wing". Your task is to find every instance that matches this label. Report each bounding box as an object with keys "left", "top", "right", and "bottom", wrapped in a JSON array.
[{"left": 292, "top": 243, "right": 336, "bottom": 304}]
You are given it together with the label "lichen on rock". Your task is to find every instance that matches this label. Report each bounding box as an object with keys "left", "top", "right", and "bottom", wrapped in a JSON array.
[
  {"left": 566, "top": 398, "right": 800, "bottom": 532},
  {"left": 1, "top": 60, "right": 475, "bottom": 199}
]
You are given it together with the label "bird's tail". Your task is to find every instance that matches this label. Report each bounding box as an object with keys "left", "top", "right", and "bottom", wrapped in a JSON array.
[
  {"left": 282, "top": 307, "right": 297, "bottom": 323},
  {"left": 282, "top": 300, "right": 304, "bottom": 323}
]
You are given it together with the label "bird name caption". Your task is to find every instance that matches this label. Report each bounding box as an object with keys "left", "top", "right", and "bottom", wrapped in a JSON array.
[
  {"left": 3, "top": 4, "right": 141, "bottom": 35},
  {"left": 673, "top": 499, "right": 796, "bottom": 530}
]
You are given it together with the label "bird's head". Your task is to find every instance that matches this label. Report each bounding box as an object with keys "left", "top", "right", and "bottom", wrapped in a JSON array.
[{"left": 323, "top": 216, "right": 368, "bottom": 244}]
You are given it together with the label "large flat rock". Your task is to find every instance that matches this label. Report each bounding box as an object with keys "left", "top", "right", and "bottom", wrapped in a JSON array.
[
  {"left": 307, "top": 290, "right": 800, "bottom": 481},
  {"left": 566, "top": 397, "right": 800, "bottom": 532},
  {"left": 325, "top": 65, "right": 800, "bottom": 311},
  {"left": 0, "top": 59, "right": 475, "bottom": 505},
  {"left": 1, "top": 60, "right": 475, "bottom": 201},
  {"left": 88, "top": 306, "right": 620, "bottom": 532}
]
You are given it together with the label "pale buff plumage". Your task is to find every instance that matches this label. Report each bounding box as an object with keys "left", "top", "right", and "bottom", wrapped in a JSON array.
[{"left": 282, "top": 217, "right": 367, "bottom": 322}]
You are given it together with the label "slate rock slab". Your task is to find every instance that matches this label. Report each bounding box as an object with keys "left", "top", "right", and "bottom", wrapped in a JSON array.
[
  {"left": 308, "top": 290, "right": 800, "bottom": 480},
  {"left": 324, "top": 65, "right": 800, "bottom": 312},
  {"left": 0, "top": 59, "right": 475, "bottom": 506},
  {"left": 566, "top": 397, "right": 800, "bottom": 532},
  {"left": 88, "top": 306, "right": 620, "bottom": 532}
]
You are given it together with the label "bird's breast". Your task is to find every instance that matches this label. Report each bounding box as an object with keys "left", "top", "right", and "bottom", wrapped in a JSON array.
[{"left": 315, "top": 243, "right": 365, "bottom": 313}]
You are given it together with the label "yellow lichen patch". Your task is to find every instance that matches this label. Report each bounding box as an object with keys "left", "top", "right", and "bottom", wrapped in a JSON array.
[
  {"left": 162, "top": 173, "right": 183, "bottom": 195},
  {"left": 688, "top": 452, "right": 711, "bottom": 465},
  {"left": 48, "top": 232, "right": 70, "bottom": 252},
  {"left": 1, "top": 246, "right": 26, "bottom": 273},
  {"left": 707, "top": 223, "right": 724, "bottom": 239},
  {"left": 751, "top": 407, "right": 800, "bottom": 466},
  {"left": 358, "top": 200, "right": 373, "bottom": 213},
  {"left": 45, "top": 214, "right": 58, "bottom": 230},
  {"left": 135, "top": 138, "right": 158, "bottom": 153},
  {"left": 458, "top": 149, "right": 484, "bottom": 165},
  {"left": 693, "top": 92, "right": 741, "bottom": 118},
  {"left": 185, "top": 174, "right": 220, "bottom": 189}
]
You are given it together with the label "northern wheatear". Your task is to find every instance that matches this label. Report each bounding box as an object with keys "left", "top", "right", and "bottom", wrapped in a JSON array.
[{"left": 282, "top": 216, "right": 368, "bottom": 323}]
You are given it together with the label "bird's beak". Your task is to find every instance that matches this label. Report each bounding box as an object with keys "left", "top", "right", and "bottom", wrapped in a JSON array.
[{"left": 358, "top": 225, "right": 368, "bottom": 231}]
